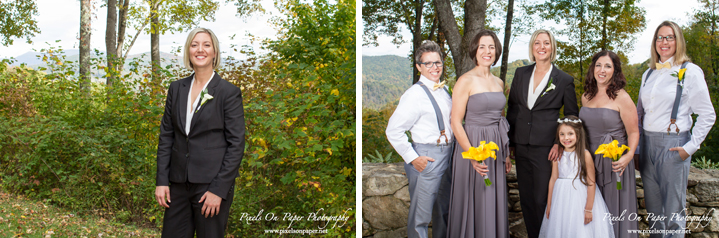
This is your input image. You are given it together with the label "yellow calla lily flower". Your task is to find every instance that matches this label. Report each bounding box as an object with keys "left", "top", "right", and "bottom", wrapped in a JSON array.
[
  {"left": 678, "top": 68, "right": 687, "bottom": 80},
  {"left": 462, "top": 141, "right": 499, "bottom": 162},
  {"left": 462, "top": 141, "right": 500, "bottom": 186}
]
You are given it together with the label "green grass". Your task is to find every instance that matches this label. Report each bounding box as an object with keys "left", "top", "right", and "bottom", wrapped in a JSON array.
[{"left": 0, "top": 191, "right": 160, "bottom": 237}]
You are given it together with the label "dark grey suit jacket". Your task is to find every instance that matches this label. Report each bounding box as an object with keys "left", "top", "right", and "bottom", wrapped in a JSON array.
[
  {"left": 156, "top": 72, "right": 245, "bottom": 199},
  {"left": 507, "top": 64, "right": 579, "bottom": 147}
]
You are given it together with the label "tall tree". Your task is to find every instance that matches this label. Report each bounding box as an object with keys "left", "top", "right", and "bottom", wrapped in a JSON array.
[
  {"left": 106, "top": 0, "right": 118, "bottom": 86},
  {"left": 499, "top": 0, "right": 514, "bottom": 82},
  {"left": 435, "top": 0, "right": 487, "bottom": 77},
  {"left": 105, "top": 0, "right": 133, "bottom": 87},
  {"left": 80, "top": 0, "right": 92, "bottom": 92},
  {"left": 149, "top": 0, "right": 160, "bottom": 84},
  {"left": 0, "top": 0, "right": 40, "bottom": 46}
]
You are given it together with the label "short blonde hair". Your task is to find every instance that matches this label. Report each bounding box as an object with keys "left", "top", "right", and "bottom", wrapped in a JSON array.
[
  {"left": 528, "top": 29, "right": 557, "bottom": 62},
  {"left": 650, "top": 21, "right": 690, "bottom": 69},
  {"left": 183, "top": 27, "right": 221, "bottom": 70}
]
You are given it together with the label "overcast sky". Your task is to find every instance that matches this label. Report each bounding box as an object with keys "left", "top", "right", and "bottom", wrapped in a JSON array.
[
  {"left": 362, "top": 0, "right": 703, "bottom": 65},
  {"left": 0, "top": 0, "right": 281, "bottom": 60}
]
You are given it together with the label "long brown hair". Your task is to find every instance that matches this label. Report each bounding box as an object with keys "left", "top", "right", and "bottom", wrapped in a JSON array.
[
  {"left": 556, "top": 115, "right": 592, "bottom": 187},
  {"left": 584, "top": 50, "right": 626, "bottom": 101}
]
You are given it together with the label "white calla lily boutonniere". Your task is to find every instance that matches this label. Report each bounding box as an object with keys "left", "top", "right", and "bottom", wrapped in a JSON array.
[
  {"left": 195, "top": 89, "right": 213, "bottom": 113},
  {"left": 541, "top": 78, "right": 556, "bottom": 97}
]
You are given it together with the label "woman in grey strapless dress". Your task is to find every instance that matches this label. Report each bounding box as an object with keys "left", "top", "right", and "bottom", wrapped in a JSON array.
[
  {"left": 446, "top": 30, "right": 511, "bottom": 238},
  {"left": 579, "top": 50, "right": 639, "bottom": 238}
]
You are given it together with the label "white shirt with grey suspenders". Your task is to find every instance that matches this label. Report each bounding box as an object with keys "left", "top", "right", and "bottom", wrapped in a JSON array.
[
  {"left": 637, "top": 57, "right": 715, "bottom": 156},
  {"left": 636, "top": 57, "right": 715, "bottom": 235},
  {"left": 386, "top": 75, "right": 454, "bottom": 238},
  {"left": 386, "top": 75, "right": 454, "bottom": 164}
]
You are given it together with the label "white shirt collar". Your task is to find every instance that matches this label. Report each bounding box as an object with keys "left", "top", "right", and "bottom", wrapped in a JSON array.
[
  {"left": 418, "top": 75, "right": 440, "bottom": 88},
  {"left": 186, "top": 71, "right": 215, "bottom": 134},
  {"left": 659, "top": 56, "right": 675, "bottom": 65}
]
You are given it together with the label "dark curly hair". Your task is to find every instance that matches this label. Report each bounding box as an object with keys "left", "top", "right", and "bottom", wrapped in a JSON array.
[{"left": 583, "top": 50, "right": 626, "bottom": 101}]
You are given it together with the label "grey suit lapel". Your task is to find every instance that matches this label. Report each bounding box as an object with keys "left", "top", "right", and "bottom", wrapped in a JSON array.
[{"left": 188, "top": 72, "right": 221, "bottom": 135}]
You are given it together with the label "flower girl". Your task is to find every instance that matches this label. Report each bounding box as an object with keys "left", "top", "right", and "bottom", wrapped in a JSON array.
[{"left": 538, "top": 116, "right": 615, "bottom": 237}]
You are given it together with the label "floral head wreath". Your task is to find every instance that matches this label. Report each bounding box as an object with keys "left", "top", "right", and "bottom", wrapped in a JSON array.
[{"left": 557, "top": 118, "right": 582, "bottom": 124}]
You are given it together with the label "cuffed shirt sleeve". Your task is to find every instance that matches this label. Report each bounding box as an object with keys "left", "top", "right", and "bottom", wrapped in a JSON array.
[
  {"left": 683, "top": 64, "right": 716, "bottom": 155},
  {"left": 386, "top": 90, "right": 421, "bottom": 164}
]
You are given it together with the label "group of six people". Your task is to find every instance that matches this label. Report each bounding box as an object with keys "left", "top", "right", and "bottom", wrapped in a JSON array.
[{"left": 386, "top": 20, "right": 716, "bottom": 238}]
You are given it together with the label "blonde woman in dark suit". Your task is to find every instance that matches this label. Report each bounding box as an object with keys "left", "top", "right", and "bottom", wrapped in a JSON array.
[
  {"left": 155, "top": 27, "right": 245, "bottom": 238},
  {"left": 506, "top": 29, "right": 579, "bottom": 238}
]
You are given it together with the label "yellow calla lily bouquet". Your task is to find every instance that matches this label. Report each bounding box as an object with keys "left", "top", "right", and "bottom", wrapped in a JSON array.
[
  {"left": 462, "top": 141, "right": 499, "bottom": 186},
  {"left": 594, "top": 140, "right": 630, "bottom": 190}
]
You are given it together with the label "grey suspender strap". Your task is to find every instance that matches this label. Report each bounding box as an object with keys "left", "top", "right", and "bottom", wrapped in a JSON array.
[
  {"left": 416, "top": 81, "right": 449, "bottom": 145},
  {"left": 643, "top": 69, "right": 654, "bottom": 86},
  {"left": 643, "top": 62, "right": 689, "bottom": 134},
  {"left": 668, "top": 61, "right": 690, "bottom": 134}
]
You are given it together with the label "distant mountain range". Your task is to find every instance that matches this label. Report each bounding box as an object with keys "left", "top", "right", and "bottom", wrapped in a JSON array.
[
  {"left": 362, "top": 55, "right": 533, "bottom": 110},
  {"left": 7, "top": 50, "right": 182, "bottom": 67},
  {"left": 362, "top": 55, "right": 413, "bottom": 110}
]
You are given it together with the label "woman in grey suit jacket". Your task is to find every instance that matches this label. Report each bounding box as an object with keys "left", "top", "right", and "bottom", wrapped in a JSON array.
[{"left": 154, "top": 27, "right": 246, "bottom": 238}]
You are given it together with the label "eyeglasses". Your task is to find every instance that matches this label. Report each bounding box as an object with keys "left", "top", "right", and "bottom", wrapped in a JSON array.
[
  {"left": 419, "top": 61, "right": 443, "bottom": 68},
  {"left": 656, "top": 35, "right": 675, "bottom": 42}
]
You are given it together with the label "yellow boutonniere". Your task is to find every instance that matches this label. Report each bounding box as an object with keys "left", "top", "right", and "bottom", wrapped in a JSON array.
[
  {"left": 594, "top": 140, "right": 630, "bottom": 190},
  {"left": 462, "top": 141, "right": 499, "bottom": 186},
  {"left": 671, "top": 68, "right": 687, "bottom": 87}
]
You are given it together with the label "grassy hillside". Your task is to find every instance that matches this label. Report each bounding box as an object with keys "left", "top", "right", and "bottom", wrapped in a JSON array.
[{"left": 0, "top": 191, "right": 159, "bottom": 237}]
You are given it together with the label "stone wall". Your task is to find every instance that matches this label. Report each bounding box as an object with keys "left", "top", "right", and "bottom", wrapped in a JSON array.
[{"left": 362, "top": 163, "right": 719, "bottom": 238}]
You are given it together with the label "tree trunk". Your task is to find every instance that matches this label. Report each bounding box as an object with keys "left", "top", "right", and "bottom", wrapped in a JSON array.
[
  {"left": 601, "top": 0, "right": 608, "bottom": 50},
  {"left": 80, "top": 0, "right": 91, "bottom": 93},
  {"left": 151, "top": 1, "right": 161, "bottom": 88},
  {"left": 500, "top": 0, "right": 515, "bottom": 83},
  {"left": 116, "top": 0, "right": 129, "bottom": 71},
  {"left": 123, "top": 19, "right": 148, "bottom": 65},
  {"left": 436, "top": 0, "right": 486, "bottom": 78},
  {"left": 106, "top": 0, "right": 117, "bottom": 87},
  {"left": 428, "top": 15, "right": 437, "bottom": 42},
  {"left": 412, "top": 0, "right": 423, "bottom": 84},
  {"left": 711, "top": 0, "right": 717, "bottom": 78},
  {"left": 578, "top": 1, "right": 584, "bottom": 80}
]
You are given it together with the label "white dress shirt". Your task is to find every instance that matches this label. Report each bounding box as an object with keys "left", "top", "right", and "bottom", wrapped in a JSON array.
[
  {"left": 185, "top": 71, "right": 215, "bottom": 134},
  {"left": 527, "top": 64, "right": 553, "bottom": 110},
  {"left": 386, "top": 75, "right": 453, "bottom": 164},
  {"left": 638, "top": 57, "right": 716, "bottom": 155}
]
